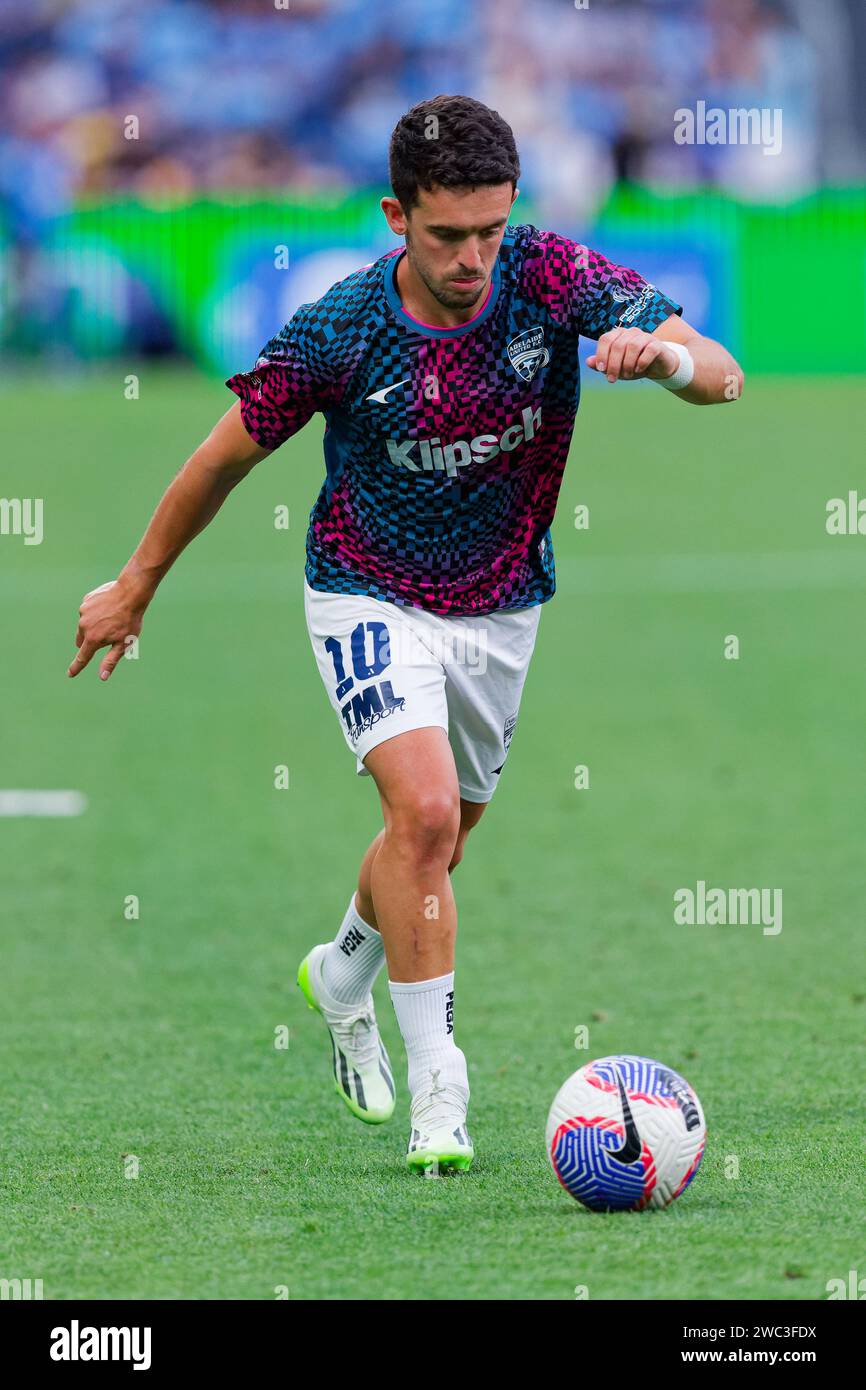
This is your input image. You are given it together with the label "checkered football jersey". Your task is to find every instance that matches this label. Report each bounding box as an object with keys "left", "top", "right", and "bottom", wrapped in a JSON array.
[{"left": 225, "top": 223, "right": 681, "bottom": 615}]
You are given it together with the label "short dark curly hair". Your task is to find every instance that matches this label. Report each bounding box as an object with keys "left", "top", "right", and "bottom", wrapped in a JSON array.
[{"left": 388, "top": 94, "right": 520, "bottom": 212}]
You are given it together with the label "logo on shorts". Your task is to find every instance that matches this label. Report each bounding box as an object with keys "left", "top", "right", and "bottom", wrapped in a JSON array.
[
  {"left": 340, "top": 680, "right": 406, "bottom": 743},
  {"left": 503, "top": 713, "right": 518, "bottom": 750},
  {"left": 507, "top": 326, "right": 550, "bottom": 382}
]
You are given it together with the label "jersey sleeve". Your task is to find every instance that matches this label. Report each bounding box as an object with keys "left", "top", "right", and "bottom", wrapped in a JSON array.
[
  {"left": 528, "top": 230, "right": 682, "bottom": 342},
  {"left": 225, "top": 306, "right": 336, "bottom": 451}
]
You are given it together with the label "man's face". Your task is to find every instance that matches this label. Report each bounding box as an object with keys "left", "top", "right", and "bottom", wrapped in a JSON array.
[{"left": 383, "top": 182, "right": 518, "bottom": 311}]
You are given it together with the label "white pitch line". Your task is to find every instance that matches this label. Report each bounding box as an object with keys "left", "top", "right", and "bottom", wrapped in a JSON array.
[{"left": 0, "top": 791, "right": 87, "bottom": 817}]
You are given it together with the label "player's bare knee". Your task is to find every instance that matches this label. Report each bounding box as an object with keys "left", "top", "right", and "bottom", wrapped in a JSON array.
[{"left": 388, "top": 791, "right": 460, "bottom": 868}]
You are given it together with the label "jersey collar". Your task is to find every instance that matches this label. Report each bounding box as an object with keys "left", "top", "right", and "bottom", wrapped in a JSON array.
[{"left": 384, "top": 250, "right": 501, "bottom": 339}]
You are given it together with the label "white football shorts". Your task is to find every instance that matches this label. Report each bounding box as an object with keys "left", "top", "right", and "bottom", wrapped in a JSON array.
[{"left": 303, "top": 578, "right": 542, "bottom": 803}]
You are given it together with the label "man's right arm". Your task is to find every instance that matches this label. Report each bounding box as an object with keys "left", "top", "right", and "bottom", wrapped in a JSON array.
[{"left": 68, "top": 402, "right": 271, "bottom": 682}]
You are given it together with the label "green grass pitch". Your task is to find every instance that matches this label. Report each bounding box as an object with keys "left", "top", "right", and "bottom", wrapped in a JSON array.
[{"left": 2, "top": 369, "right": 864, "bottom": 1300}]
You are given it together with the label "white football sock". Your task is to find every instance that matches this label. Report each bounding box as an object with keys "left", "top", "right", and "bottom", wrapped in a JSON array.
[
  {"left": 320, "top": 892, "right": 385, "bottom": 1006},
  {"left": 389, "top": 971, "right": 469, "bottom": 1099}
]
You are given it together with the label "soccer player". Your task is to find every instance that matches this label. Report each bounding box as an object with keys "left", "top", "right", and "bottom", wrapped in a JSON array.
[{"left": 69, "top": 95, "right": 743, "bottom": 1174}]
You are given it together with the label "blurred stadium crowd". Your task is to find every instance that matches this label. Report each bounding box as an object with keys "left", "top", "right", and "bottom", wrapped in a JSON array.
[
  {"left": 2, "top": 0, "right": 865, "bottom": 368},
  {"left": 3, "top": 0, "right": 866, "bottom": 244}
]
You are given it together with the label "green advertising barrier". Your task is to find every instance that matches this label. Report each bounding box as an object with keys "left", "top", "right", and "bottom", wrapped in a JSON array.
[
  {"left": 603, "top": 185, "right": 866, "bottom": 374},
  {"left": 9, "top": 186, "right": 866, "bottom": 372}
]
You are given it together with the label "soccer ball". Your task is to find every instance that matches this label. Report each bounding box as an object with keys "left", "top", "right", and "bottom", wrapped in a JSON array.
[{"left": 546, "top": 1054, "right": 706, "bottom": 1211}]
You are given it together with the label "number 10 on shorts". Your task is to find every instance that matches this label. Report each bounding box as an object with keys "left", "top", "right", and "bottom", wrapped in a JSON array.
[{"left": 324, "top": 622, "right": 406, "bottom": 742}]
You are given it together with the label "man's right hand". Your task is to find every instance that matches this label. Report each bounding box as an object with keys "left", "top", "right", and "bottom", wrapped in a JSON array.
[{"left": 68, "top": 573, "right": 152, "bottom": 681}]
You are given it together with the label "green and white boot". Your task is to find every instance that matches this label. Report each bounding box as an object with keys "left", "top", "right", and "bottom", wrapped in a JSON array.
[
  {"left": 406, "top": 1068, "right": 474, "bottom": 1173},
  {"left": 297, "top": 943, "right": 395, "bottom": 1124}
]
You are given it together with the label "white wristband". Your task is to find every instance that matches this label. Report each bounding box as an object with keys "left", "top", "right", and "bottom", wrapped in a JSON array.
[{"left": 657, "top": 341, "right": 695, "bottom": 391}]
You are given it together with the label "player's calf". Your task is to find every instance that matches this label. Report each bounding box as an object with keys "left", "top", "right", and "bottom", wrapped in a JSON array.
[{"left": 362, "top": 730, "right": 475, "bottom": 1171}]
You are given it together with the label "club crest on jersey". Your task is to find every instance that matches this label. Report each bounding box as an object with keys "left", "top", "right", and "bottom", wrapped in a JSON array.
[{"left": 507, "top": 326, "right": 550, "bottom": 382}]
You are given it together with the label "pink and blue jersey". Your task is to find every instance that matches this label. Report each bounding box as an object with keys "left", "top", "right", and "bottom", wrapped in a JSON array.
[{"left": 226, "top": 223, "right": 680, "bottom": 615}]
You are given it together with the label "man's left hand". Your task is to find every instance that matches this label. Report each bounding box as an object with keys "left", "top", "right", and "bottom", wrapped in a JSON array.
[{"left": 586, "top": 327, "right": 680, "bottom": 384}]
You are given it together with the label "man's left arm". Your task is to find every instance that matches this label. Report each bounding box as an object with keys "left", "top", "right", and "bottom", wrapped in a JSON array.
[{"left": 586, "top": 315, "right": 744, "bottom": 405}]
